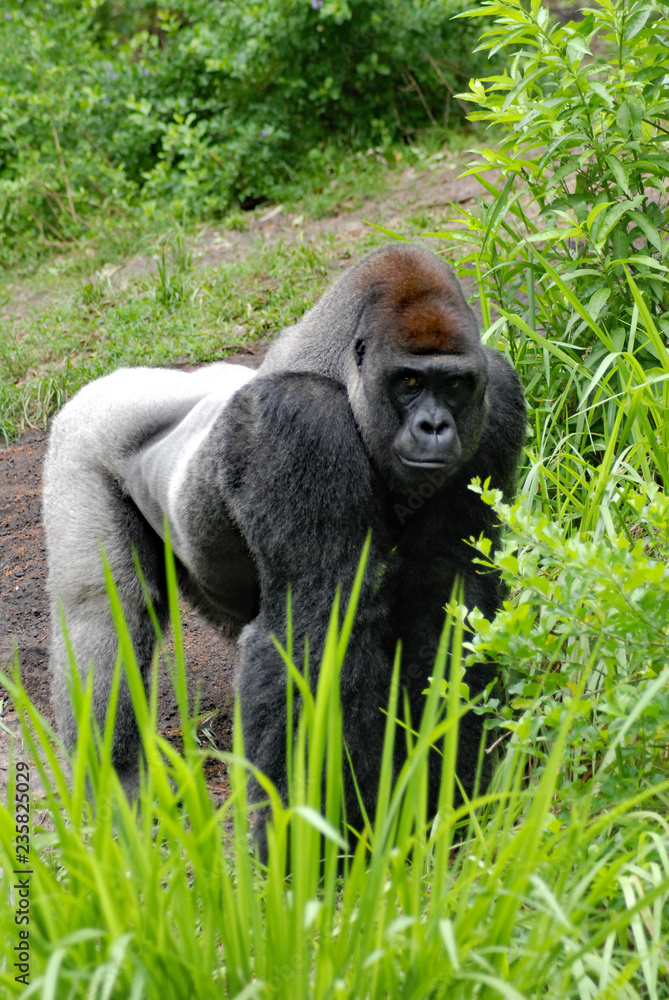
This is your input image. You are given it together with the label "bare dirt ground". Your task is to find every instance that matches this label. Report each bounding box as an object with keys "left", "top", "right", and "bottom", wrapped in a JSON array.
[{"left": 0, "top": 162, "right": 484, "bottom": 800}]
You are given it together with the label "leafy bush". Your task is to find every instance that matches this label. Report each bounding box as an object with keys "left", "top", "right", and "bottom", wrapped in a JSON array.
[
  {"left": 0, "top": 2, "right": 137, "bottom": 260},
  {"left": 460, "top": 0, "right": 669, "bottom": 333},
  {"left": 0, "top": 0, "right": 491, "bottom": 263},
  {"left": 434, "top": 0, "right": 669, "bottom": 530},
  {"left": 467, "top": 480, "right": 669, "bottom": 816}
]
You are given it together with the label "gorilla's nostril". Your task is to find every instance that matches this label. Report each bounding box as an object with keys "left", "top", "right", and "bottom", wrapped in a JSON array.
[{"left": 419, "top": 419, "right": 449, "bottom": 436}]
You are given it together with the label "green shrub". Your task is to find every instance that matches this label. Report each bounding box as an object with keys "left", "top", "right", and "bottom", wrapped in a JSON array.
[
  {"left": 433, "top": 0, "right": 669, "bottom": 529},
  {"left": 467, "top": 478, "right": 669, "bottom": 814},
  {"left": 0, "top": 0, "right": 492, "bottom": 263},
  {"left": 0, "top": 2, "right": 136, "bottom": 261},
  {"left": 1, "top": 537, "right": 668, "bottom": 996}
]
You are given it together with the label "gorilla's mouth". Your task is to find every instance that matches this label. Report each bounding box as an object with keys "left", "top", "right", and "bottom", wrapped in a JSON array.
[{"left": 396, "top": 453, "right": 448, "bottom": 470}]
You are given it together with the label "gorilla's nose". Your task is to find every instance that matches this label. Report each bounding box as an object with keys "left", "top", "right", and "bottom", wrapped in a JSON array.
[
  {"left": 413, "top": 408, "right": 454, "bottom": 448},
  {"left": 417, "top": 414, "right": 451, "bottom": 438}
]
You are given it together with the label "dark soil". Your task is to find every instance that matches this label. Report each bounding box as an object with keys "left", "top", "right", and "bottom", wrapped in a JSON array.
[
  {"left": 0, "top": 349, "right": 266, "bottom": 800},
  {"left": 1, "top": 428, "right": 51, "bottom": 714}
]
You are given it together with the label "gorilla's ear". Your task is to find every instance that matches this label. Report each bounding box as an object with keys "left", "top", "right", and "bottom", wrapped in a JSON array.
[{"left": 354, "top": 338, "right": 366, "bottom": 367}]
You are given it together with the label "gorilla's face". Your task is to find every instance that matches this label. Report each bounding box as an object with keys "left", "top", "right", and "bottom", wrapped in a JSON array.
[
  {"left": 356, "top": 348, "right": 489, "bottom": 494},
  {"left": 349, "top": 280, "right": 489, "bottom": 496},
  {"left": 391, "top": 354, "right": 487, "bottom": 473}
]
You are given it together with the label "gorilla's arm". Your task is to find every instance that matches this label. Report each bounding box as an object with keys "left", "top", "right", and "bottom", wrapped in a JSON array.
[
  {"left": 474, "top": 348, "right": 527, "bottom": 504},
  {"left": 188, "top": 372, "right": 395, "bottom": 828}
]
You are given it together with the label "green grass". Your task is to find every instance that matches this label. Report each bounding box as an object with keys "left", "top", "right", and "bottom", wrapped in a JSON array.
[
  {"left": 0, "top": 237, "right": 332, "bottom": 441},
  {"left": 1, "top": 541, "right": 667, "bottom": 998}
]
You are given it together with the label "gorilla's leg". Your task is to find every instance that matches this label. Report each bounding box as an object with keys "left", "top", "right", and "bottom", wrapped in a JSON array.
[
  {"left": 44, "top": 462, "right": 168, "bottom": 787},
  {"left": 43, "top": 375, "right": 176, "bottom": 785}
]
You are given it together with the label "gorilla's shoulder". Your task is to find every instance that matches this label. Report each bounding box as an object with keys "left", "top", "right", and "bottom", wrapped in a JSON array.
[
  {"left": 235, "top": 370, "right": 349, "bottom": 411},
  {"left": 482, "top": 348, "right": 526, "bottom": 439},
  {"left": 223, "top": 371, "right": 359, "bottom": 446},
  {"left": 192, "top": 371, "right": 369, "bottom": 497}
]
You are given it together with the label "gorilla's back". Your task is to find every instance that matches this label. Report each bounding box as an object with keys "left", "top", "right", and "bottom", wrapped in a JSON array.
[{"left": 43, "top": 362, "right": 257, "bottom": 617}]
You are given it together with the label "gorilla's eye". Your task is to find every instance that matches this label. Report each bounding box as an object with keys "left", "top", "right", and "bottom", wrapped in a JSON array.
[
  {"left": 448, "top": 377, "right": 461, "bottom": 389},
  {"left": 402, "top": 374, "right": 420, "bottom": 388}
]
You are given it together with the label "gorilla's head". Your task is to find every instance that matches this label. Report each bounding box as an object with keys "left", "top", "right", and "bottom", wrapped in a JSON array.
[{"left": 347, "top": 245, "right": 489, "bottom": 495}]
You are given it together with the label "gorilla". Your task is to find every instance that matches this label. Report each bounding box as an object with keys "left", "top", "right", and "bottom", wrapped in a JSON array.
[{"left": 43, "top": 243, "right": 525, "bottom": 848}]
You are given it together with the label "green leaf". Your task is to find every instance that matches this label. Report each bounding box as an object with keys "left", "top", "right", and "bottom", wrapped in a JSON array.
[
  {"left": 482, "top": 172, "right": 516, "bottom": 247},
  {"left": 292, "top": 805, "right": 348, "bottom": 847},
  {"left": 627, "top": 254, "right": 668, "bottom": 271},
  {"left": 593, "top": 196, "right": 644, "bottom": 244},
  {"left": 627, "top": 96, "right": 645, "bottom": 123},
  {"left": 604, "top": 153, "right": 629, "bottom": 194},
  {"left": 625, "top": 8, "right": 651, "bottom": 39},
  {"left": 616, "top": 101, "right": 632, "bottom": 135},
  {"left": 617, "top": 96, "right": 645, "bottom": 136},
  {"left": 624, "top": 266, "right": 669, "bottom": 368},
  {"left": 628, "top": 210, "right": 664, "bottom": 252},
  {"left": 579, "top": 350, "right": 620, "bottom": 409},
  {"left": 587, "top": 287, "right": 611, "bottom": 322},
  {"left": 588, "top": 80, "right": 614, "bottom": 108},
  {"left": 467, "top": 78, "right": 488, "bottom": 103},
  {"left": 610, "top": 225, "right": 630, "bottom": 261},
  {"left": 641, "top": 120, "right": 654, "bottom": 142},
  {"left": 586, "top": 200, "right": 614, "bottom": 230},
  {"left": 566, "top": 35, "right": 590, "bottom": 63}
]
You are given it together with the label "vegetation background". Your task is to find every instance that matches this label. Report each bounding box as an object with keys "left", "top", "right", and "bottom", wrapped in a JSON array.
[
  {"left": 0, "top": 0, "right": 668, "bottom": 997},
  {"left": 0, "top": 0, "right": 487, "bottom": 265}
]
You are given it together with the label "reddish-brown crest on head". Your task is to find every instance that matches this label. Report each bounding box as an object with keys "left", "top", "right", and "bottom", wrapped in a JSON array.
[{"left": 357, "top": 245, "right": 477, "bottom": 354}]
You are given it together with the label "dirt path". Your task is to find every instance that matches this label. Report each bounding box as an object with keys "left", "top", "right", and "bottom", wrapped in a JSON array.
[
  {"left": 2, "top": 161, "right": 483, "bottom": 318},
  {"left": 0, "top": 161, "right": 485, "bottom": 799}
]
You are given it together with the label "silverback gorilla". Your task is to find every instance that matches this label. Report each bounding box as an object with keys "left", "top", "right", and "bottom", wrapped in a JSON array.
[{"left": 43, "top": 244, "right": 525, "bottom": 850}]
